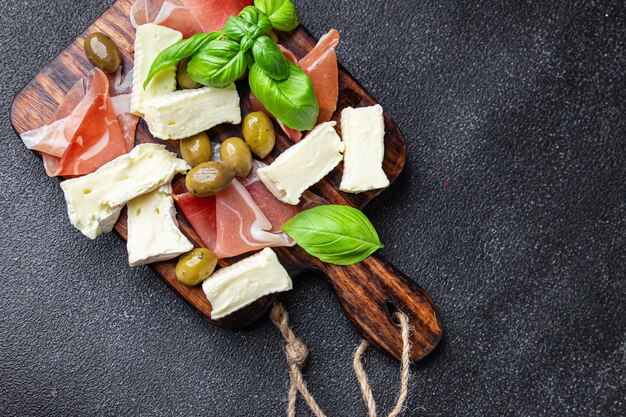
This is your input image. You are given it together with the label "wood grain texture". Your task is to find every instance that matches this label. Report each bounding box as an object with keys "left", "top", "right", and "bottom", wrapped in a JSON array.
[{"left": 10, "top": 0, "right": 442, "bottom": 361}]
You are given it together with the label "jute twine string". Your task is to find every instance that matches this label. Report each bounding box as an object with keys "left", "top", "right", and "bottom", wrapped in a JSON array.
[{"left": 270, "top": 303, "right": 412, "bottom": 417}]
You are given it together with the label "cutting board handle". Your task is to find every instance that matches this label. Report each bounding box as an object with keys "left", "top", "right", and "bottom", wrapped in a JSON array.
[{"left": 319, "top": 256, "right": 442, "bottom": 361}]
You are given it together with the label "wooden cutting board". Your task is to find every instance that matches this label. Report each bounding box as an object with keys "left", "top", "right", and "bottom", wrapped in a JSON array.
[{"left": 10, "top": 0, "right": 442, "bottom": 361}]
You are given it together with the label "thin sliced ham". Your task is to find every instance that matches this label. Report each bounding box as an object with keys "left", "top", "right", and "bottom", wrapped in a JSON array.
[
  {"left": 215, "top": 179, "right": 293, "bottom": 258},
  {"left": 299, "top": 29, "right": 340, "bottom": 124},
  {"left": 246, "top": 181, "right": 298, "bottom": 233},
  {"left": 180, "top": 0, "right": 253, "bottom": 32},
  {"left": 173, "top": 176, "right": 294, "bottom": 259},
  {"left": 20, "top": 69, "right": 134, "bottom": 177},
  {"left": 131, "top": 0, "right": 252, "bottom": 38},
  {"left": 172, "top": 181, "right": 218, "bottom": 250},
  {"left": 50, "top": 79, "right": 85, "bottom": 122}
]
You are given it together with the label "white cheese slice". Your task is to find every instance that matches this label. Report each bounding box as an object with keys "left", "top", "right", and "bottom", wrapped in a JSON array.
[
  {"left": 126, "top": 184, "right": 193, "bottom": 267},
  {"left": 257, "top": 122, "right": 344, "bottom": 205},
  {"left": 339, "top": 105, "right": 390, "bottom": 193},
  {"left": 131, "top": 24, "right": 182, "bottom": 116},
  {"left": 142, "top": 85, "right": 242, "bottom": 140},
  {"left": 60, "top": 144, "right": 190, "bottom": 239},
  {"left": 202, "top": 248, "right": 292, "bottom": 320}
]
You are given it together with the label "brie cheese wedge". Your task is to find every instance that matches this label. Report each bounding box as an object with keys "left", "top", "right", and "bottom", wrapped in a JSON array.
[
  {"left": 142, "top": 85, "right": 241, "bottom": 140},
  {"left": 257, "top": 122, "right": 344, "bottom": 205},
  {"left": 131, "top": 24, "right": 183, "bottom": 116},
  {"left": 202, "top": 248, "right": 292, "bottom": 320},
  {"left": 60, "top": 144, "right": 189, "bottom": 239},
  {"left": 339, "top": 105, "right": 390, "bottom": 193},
  {"left": 126, "top": 184, "right": 193, "bottom": 267}
]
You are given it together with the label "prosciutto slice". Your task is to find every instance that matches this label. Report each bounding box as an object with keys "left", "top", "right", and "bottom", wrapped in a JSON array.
[
  {"left": 173, "top": 176, "right": 294, "bottom": 259},
  {"left": 299, "top": 29, "right": 340, "bottom": 124},
  {"left": 215, "top": 179, "right": 293, "bottom": 258},
  {"left": 20, "top": 69, "right": 135, "bottom": 177},
  {"left": 131, "top": 0, "right": 252, "bottom": 38}
]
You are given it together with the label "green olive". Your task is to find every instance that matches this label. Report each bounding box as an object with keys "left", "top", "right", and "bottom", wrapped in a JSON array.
[
  {"left": 176, "top": 248, "right": 218, "bottom": 286},
  {"left": 185, "top": 161, "right": 235, "bottom": 197},
  {"left": 242, "top": 112, "right": 276, "bottom": 158},
  {"left": 177, "top": 59, "right": 201, "bottom": 90},
  {"left": 180, "top": 132, "right": 212, "bottom": 167},
  {"left": 220, "top": 137, "right": 252, "bottom": 177},
  {"left": 84, "top": 32, "right": 122, "bottom": 74}
]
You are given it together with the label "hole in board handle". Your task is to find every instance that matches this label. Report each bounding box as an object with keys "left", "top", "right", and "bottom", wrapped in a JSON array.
[{"left": 385, "top": 301, "right": 404, "bottom": 326}]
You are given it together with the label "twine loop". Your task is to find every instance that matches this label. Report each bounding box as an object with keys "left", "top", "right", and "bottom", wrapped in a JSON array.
[{"left": 270, "top": 302, "right": 413, "bottom": 417}]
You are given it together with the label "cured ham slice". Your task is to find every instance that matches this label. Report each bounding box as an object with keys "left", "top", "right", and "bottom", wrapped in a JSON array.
[
  {"left": 299, "top": 29, "right": 340, "bottom": 124},
  {"left": 215, "top": 179, "right": 292, "bottom": 258},
  {"left": 180, "top": 0, "right": 253, "bottom": 32},
  {"left": 172, "top": 184, "right": 218, "bottom": 250},
  {"left": 51, "top": 79, "right": 85, "bottom": 122},
  {"left": 131, "top": 0, "right": 252, "bottom": 38},
  {"left": 173, "top": 176, "right": 294, "bottom": 259},
  {"left": 20, "top": 69, "right": 133, "bottom": 177},
  {"left": 246, "top": 180, "right": 298, "bottom": 233}
]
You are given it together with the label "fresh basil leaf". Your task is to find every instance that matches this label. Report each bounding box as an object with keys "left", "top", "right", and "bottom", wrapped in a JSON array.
[
  {"left": 240, "top": 35, "right": 254, "bottom": 53},
  {"left": 239, "top": 6, "right": 272, "bottom": 36},
  {"left": 248, "top": 62, "right": 318, "bottom": 130},
  {"left": 283, "top": 205, "right": 384, "bottom": 266},
  {"left": 143, "top": 32, "right": 221, "bottom": 89},
  {"left": 187, "top": 40, "right": 247, "bottom": 88},
  {"left": 252, "top": 36, "right": 289, "bottom": 81},
  {"left": 254, "top": 0, "right": 300, "bottom": 32},
  {"left": 222, "top": 15, "right": 252, "bottom": 41}
]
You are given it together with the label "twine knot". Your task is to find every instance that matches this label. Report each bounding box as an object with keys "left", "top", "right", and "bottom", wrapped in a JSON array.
[{"left": 286, "top": 339, "right": 309, "bottom": 366}]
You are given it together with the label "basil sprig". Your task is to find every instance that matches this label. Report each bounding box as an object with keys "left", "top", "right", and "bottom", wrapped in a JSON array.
[
  {"left": 143, "top": 32, "right": 221, "bottom": 89},
  {"left": 283, "top": 205, "right": 384, "bottom": 266},
  {"left": 143, "top": 0, "right": 319, "bottom": 130}
]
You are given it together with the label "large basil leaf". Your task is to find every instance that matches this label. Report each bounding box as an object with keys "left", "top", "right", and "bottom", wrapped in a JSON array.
[
  {"left": 239, "top": 6, "right": 272, "bottom": 36},
  {"left": 254, "top": 0, "right": 300, "bottom": 32},
  {"left": 222, "top": 15, "right": 252, "bottom": 41},
  {"left": 143, "top": 32, "right": 221, "bottom": 89},
  {"left": 187, "top": 40, "right": 248, "bottom": 88},
  {"left": 248, "top": 62, "right": 318, "bottom": 130},
  {"left": 252, "top": 36, "right": 289, "bottom": 81},
  {"left": 283, "top": 205, "right": 384, "bottom": 266}
]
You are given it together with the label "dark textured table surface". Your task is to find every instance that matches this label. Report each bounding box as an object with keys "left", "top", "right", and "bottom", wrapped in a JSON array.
[{"left": 1, "top": 1, "right": 624, "bottom": 416}]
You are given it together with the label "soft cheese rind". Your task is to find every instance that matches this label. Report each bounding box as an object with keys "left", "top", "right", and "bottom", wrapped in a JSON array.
[
  {"left": 127, "top": 184, "right": 193, "bottom": 267},
  {"left": 131, "top": 24, "right": 183, "bottom": 116},
  {"left": 142, "top": 85, "right": 242, "bottom": 140},
  {"left": 60, "top": 144, "right": 189, "bottom": 239},
  {"left": 339, "top": 105, "right": 390, "bottom": 193},
  {"left": 202, "top": 248, "right": 292, "bottom": 320},
  {"left": 257, "top": 122, "right": 344, "bottom": 205}
]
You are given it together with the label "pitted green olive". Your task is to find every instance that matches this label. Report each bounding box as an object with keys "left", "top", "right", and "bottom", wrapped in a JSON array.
[
  {"left": 177, "top": 59, "right": 202, "bottom": 90},
  {"left": 84, "top": 32, "right": 122, "bottom": 74},
  {"left": 220, "top": 137, "right": 252, "bottom": 177},
  {"left": 242, "top": 111, "right": 276, "bottom": 158},
  {"left": 180, "top": 132, "right": 212, "bottom": 167},
  {"left": 176, "top": 249, "right": 218, "bottom": 286},
  {"left": 185, "top": 161, "right": 235, "bottom": 197}
]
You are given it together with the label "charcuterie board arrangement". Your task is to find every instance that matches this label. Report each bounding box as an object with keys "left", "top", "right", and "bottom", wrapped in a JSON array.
[{"left": 11, "top": 0, "right": 442, "bottom": 361}]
